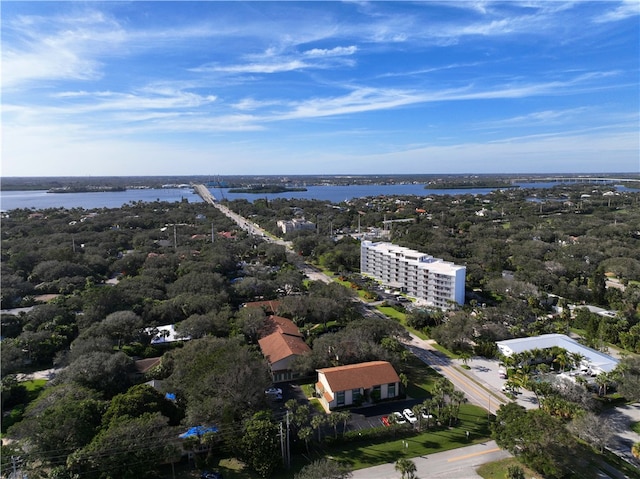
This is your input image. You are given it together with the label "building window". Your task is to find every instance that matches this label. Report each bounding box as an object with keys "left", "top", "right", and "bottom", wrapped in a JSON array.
[
  {"left": 388, "top": 382, "right": 396, "bottom": 398},
  {"left": 352, "top": 389, "right": 361, "bottom": 403},
  {"left": 337, "top": 391, "right": 345, "bottom": 406}
]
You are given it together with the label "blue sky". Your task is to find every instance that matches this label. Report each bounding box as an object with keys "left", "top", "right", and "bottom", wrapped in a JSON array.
[{"left": 2, "top": 1, "right": 639, "bottom": 176}]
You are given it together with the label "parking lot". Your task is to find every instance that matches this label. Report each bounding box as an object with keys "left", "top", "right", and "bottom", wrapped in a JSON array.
[{"left": 348, "top": 398, "right": 425, "bottom": 431}]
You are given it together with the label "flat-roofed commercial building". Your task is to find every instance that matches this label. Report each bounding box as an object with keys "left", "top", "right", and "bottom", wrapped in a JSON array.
[{"left": 360, "top": 240, "right": 465, "bottom": 309}]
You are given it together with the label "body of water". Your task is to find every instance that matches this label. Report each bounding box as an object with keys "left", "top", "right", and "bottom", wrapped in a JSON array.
[{"left": 1, "top": 182, "right": 636, "bottom": 211}]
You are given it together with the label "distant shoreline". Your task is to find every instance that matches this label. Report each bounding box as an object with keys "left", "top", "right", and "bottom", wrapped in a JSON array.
[
  {"left": 48, "top": 186, "right": 127, "bottom": 194},
  {"left": 228, "top": 186, "right": 308, "bottom": 194}
]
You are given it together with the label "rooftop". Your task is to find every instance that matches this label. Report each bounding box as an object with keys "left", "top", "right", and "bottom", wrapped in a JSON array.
[
  {"left": 318, "top": 361, "right": 400, "bottom": 392},
  {"left": 496, "top": 333, "right": 618, "bottom": 373}
]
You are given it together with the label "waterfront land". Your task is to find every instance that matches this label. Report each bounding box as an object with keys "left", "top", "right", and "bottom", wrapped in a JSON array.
[{"left": 2, "top": 174, "right": 639, "bottom": 478}]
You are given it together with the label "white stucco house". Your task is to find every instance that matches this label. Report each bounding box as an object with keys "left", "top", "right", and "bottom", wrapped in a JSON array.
[{"left": 315, "top": 361, "right": 401, "bottom": 411}]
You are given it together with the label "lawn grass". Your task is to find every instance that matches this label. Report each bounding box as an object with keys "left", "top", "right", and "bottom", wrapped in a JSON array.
[
  {"left": 376, "top": 305, "right": 406, "bottom": 322},
  {"left": 325, "top": 404, "right": 491, "bottom": 470},
  {"left": 24, "top": 378, "right": 47, "bottom": 394},
  {"left": 632, "top": 421, "right": 640, "bottom": 435},
  {"left": 402, "top": 354, "right": 440, "bottom": 399},
  {"left": 300, "top": 383, "right": 315, "bottom": 398},
  {"left": 477, "top": 457, "right": 541, "bottom": 479}
]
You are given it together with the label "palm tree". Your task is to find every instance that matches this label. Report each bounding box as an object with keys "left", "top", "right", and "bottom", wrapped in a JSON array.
[
  {"left": 311, "top": 414, "right": 326, "bottom": 442},
  {"left": 412, "top": 404, "right": 424, "bottom": 431},
  {"left": 328, "top": 412, "right": 342, "bottom": 439},
  {"left": 459, "top": 350, "right": 472, "bottom": 367},
  {"left": 450, "top": 390, "right": 467, "bottom": 423},
  {"left": 421, "top": 398, "right": 436, "bottom": 429},
  {"left": 298, "top": 426, "right": 313, "bottom": 454},
  {"left": 433, "top": 377, "right": 453, "bottom": 414},
  {"left": 554, "top": 349, "right": 570, "bottom": 373},
  {"left": 595, "top": 372, "right": 611, "bottom": 396},
  {"left": 569, "top": 352, "right": 585, "bottom": 372},
  {"left": 337, "top": 411, "right": 351, "bottom": 436},
  {"left": 394, "top": 458, "right": 417, "bottom": 479}
]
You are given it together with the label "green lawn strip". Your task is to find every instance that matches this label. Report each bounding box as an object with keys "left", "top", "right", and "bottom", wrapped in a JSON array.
[
  {"left": 632, "top": 421, "right": 640, "bottom": 435},
  {"left": 325, "top": 404, "right": 491, "bottom": 470},
  {"left": 376, "top": 305, "right": 406, "bottom": 322},
  {"left": 476, "top": 457, "right": 541, "bottom": 479},
  {"left": 309, "top": 398, "right": 325, "bottom": 414},
  {"left": 402, "top": 354, "right": 440, "bottom": 398}
]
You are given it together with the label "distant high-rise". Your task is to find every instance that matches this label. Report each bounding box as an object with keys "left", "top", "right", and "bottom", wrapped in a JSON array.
[{"left": 360, "top": 241, "right": 465, "bottom": 309}]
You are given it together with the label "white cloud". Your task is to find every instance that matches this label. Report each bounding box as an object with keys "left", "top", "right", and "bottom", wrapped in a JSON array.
[{"left": 304, "top": 45, "right": 358, "bottom": 57}]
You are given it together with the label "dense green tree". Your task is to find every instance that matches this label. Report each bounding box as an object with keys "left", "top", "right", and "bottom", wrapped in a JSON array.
[
  {"left": 174, "top": 309, "right": 232, "bottom": 339},
  {"left": 8, "top": 383, "right": 105, "bottom": 466},
  {"left": 102, "top": 384, "right": 183, "bottom": 428},
  {"left": 492, "top": 403, "right": 578, "bottom": 478},
  {"left": 165, "top": 336, "right": 271, "bottom": 424},
  {"left": 54, "top": 351, "right": 134, "bottom": 396},
  {"left": 294, "top": 458, "right": 352, "bottom": 479},
  {"left": 68, "top": 412, "right": 178, "bottom": 479},
  {"left": 615, "top": 355, "right": 640, "bottom": 402},
  {"left": 239, "top": 412, "right": 281, "bottom": 478}
]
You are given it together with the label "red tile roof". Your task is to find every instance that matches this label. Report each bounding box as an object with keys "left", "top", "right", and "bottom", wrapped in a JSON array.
[
  {"left": 258, "top": 315, "right": 310, "bottom": 366},
  {"left": 318, "top": 361, "right": 400, "bottom": 392},
  {"left": 243, "top": 300, "right": 281, "bottom": 315},
  {"left": 259, "top": 332, "right": 310, "bottom": 365}
]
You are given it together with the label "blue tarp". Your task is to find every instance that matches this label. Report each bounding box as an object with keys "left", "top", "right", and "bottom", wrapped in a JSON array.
[
  {"left": 179, "top": 425, "right": 218, "bottom": 438},
  {"left": 165, "top": 392, "right": 176, "bottom": 401}
]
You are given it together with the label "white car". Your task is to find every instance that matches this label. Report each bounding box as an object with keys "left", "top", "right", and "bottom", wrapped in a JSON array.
[
  {"left": 420, "top": 409, "right": 435, "bottom": 420},
  {"left": 402, "top": 408, "right": 418, "bottom": 423},
  {"left": 393, "top": 411, "right": 407, "bottom": 424},
  {"left": 265, "top": 387, "right": 283, "bottom": 396}
]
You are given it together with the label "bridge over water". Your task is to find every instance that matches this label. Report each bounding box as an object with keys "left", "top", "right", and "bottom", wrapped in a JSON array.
[
  {"left": 518, "top": 176, "right": 639, "bottom": 184},
  {"left": 192, "top": 183, "right": 216, "bottom": 204}
]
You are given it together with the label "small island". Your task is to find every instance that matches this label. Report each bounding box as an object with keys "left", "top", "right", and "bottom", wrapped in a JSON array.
[
  {"left": 228, "top": 185, "right": 307, "bottom": 194},
  {"left": 425, "top": 180, "right": 518, "bottom": 189}
]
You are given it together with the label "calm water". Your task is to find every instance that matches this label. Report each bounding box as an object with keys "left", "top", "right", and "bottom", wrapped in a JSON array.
[{"left": 1, "top": 183, "right": 636, "bottom": 211}]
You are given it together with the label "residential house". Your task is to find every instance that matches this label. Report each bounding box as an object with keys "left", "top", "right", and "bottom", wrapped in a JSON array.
[
  {"left": 316, "top": 361, "right": 401, "bottom": 411},
  {"left": 258, "top": 315, "right": 310, "bottom": 383}
]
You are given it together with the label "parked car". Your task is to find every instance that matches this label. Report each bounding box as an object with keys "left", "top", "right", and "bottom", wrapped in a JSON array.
[
  {"left": 420, "top": 409, "right": 435, "bottom": 420},
  {"left": 265, "top": 386, "right": 283, "bottom": 401},
  {"left": 381, "top": 416, "right": 391, "bottom": 427},
  {"left": 393, "top": 411, "right": 407, "bottom": 424},
  {"left": 403, "top": 408, "right": 418, "bottom": 423},
  {"left": 201, "top": 471, "right": 223, "bottom": 479}
]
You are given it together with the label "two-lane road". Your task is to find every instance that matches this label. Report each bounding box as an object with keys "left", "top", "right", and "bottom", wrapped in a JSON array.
[
  {"left": 349, "top": 440, "right": 510, "bottom": 479},
  {"left": 404, "top": 334, "right": 508, "bottom": 416}
]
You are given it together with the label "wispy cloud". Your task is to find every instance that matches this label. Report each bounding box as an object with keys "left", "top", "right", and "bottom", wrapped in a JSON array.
[
  {"left": 593, "top": 0, "right": 640, "bottom": 23},
  {"left": 304, "top": 45, "right": 358, "bottom": 57}
]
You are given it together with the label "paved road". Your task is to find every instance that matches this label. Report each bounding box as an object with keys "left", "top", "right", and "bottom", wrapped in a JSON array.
[
  {"left": 404, "top": 335, "right": 509, "bottom": 416},
  {"left": 349, "top": 440, "right": 510, "bottom": 479}
]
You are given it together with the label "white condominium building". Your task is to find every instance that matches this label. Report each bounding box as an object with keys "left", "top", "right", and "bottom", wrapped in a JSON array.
[{"left": 360, "top": 240, "right": 465, "bottom": 309}]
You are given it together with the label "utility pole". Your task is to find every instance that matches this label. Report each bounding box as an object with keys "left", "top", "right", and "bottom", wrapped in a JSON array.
[
  {"left": 279, "top": 422, "right": 286, "bottom": 467},
  {"left": 211, "top": 223, "right": 215, "bottom": 243},
  {"left": 173, "top": 224, "right": 177, "bottom": 250},
  {"left": 285, "top": 410, "right": 291, "bottom": 468}
]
